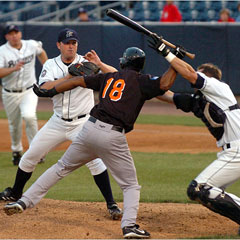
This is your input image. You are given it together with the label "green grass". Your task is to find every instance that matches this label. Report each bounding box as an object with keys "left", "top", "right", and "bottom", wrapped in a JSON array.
[
  {"left": 0, "top": 110, "right": 204, "bottom": 126},
  {"left": 1, "top": 151, "right": 240, "bottom": 203}
]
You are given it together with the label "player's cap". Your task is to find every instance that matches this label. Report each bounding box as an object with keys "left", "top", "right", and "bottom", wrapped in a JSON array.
[
  {"left": 58, "top": 28, "right": 79, "bottom": 43},
  {"left": 4, "top": 24, "right": 20, "bottom": 34},
  {"left": 78, "top": 7, "right": 86, "bottom": 13}
]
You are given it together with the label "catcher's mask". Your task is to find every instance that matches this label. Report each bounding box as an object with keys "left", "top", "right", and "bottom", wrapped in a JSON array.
[{"left": 119, "top": 47, "right": 145, "bottom": 72}]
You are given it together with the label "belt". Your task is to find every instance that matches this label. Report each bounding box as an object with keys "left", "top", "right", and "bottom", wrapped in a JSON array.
[
  {"left": 88, "top": 116, "right": 124, "bottom": 133},
  {"left": 4, "top": 85, "right": 33, "bottom": 93},
  {"left": 229, "top": 104, "right": 240, "bottom": 111},
  {"left": 222, "top": 143, "right": 231, "bottom": 150},
  {"left": 60, "top": 114, "right": 86, "bottom": 122}
]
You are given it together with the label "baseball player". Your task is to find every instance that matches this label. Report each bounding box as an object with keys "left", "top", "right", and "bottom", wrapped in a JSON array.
[
  {"left": 0, "top": 24, "right": 48, "bottom": 165},
  {"left": 4, "top": 46, "right": 177, "bottom": 239},
  {"left": 150, "top": 34, "right": 240, "bottom": 230},
  {"left": 0, "top": 28, "right": 122, "bottom": 220}
]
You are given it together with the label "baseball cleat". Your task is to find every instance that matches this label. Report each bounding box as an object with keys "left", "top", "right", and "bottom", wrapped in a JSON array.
[
  {"left": 12, "top": 151, "right": 21, "bottom": 166},
  {"left": 122, "top": 224, "right": 150, "bottom": 239},
  {"left": 107, "top": 203, "right": 123, "bottom": 220},
  {"left": 0, "top": 187, "right": 20, "bottom": 201},
  {"left": 4, "top": 200, "right": 26, "bottom": 216}
]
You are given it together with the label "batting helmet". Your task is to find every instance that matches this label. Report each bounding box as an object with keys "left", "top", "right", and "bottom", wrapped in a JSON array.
[{"left": 119, "top": 47, "right": 145, "bottom": 72}]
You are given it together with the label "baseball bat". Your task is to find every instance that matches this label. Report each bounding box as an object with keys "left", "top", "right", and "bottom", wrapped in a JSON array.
[{"left": 106, "top": 9, "right": 195, "bottom": 60}]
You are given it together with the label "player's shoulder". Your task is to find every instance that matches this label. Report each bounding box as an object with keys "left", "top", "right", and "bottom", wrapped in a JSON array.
[
  {"left": 0, "top": 42, "right": 7, "bottom": 51},
  {"left": 24, "top": 39, "right": 43, "bottom": 48}
]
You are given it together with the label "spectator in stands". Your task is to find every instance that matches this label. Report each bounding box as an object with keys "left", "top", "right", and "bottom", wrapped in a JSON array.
[
  {"left": 77, "top": 7, "right": 91, "bottom": 22},
  {"left": 160, "top": 0, "right": 182, "bottom": 22},
  {"left": 218, "top": 8, "right": 235, "bottom": 22},
  {"left": 235, "top": 3, "right": 240, "bottom": 22}
]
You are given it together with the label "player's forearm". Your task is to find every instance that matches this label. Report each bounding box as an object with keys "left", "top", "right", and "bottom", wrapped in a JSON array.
[
  {"left": 37, "top": 50, "right": 48, "bottom": 65},
  {"left": 170, "top": 57, "right": 197, "bottom": 84},
  {"left": 98, "top": 62, "right": 117, "bottom": 73},
  {"left": 159, "top": 66, "right": 177, "bottom": 90},
  {"left": 54, "top": 76, "right": 87, "bottom": 93},
  {"left": 156, "top": 90, "right": 174, "bottom": 104},
  {"left": 0, "top": 67, "right": 16, "bottom": 78}
]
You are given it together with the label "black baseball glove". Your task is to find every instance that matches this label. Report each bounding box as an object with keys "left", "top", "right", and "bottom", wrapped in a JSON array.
[
  {"left": 33, "top": 84, "right": 58, "bottom": 98},
  {"left": 173, "top": 93, "right": 194, "bottom": 112},
  {"left": 68, "top": 62, "right": 100, "bottom": 76}
]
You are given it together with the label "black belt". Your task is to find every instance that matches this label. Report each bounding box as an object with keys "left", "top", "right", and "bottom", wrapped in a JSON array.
[
  {"left": 4, "top": 85, "right": 33, "bottom": 93},
  {"left": 88, "top": 116, "right": 124, "bottom": 133},
  {"left": 61, "top": 114, "right": 86, "bottom": 122},
  {"left": 222, "top": 143, "right": 231, "bottom": 150},
  {"left": 229, "top": 104, "right": 240, "bottom": 111}
]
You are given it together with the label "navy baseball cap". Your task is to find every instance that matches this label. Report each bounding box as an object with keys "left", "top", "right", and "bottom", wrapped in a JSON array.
[
  {"left": 5, "top": 24, "right": 20, "bottom": 34},
  {"left": 58, "top": 28, "right": 79, "bottom": 43}
]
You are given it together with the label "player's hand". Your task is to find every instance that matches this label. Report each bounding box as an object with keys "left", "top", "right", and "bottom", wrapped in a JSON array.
[
  {"left": 148, "top": 33, "right": 170, "bottom": 57},
  {"left": 13, "top": 61, "right": 24, "bottom": 71},
  {"left": 84, "top": 50, "right": 101, "bottom": 66},
  {"left": 171, "top": 45, "right": 186, "bottom": 59},
  {"left": 33, "top": 83, "right": 58, "bottom": 98}
]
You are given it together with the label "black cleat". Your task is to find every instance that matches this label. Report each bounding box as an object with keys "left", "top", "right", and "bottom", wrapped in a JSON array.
[
  {"left": 4, "top": 200, "right": 26, "bottom": 215},
  {"left": 107, "top": 203, "right": 123, "bottom": 220},
  {"left": 12, "top": 152, "right": 21, "bottom": 166},
  {"left": 122, "top": 224, "right": 150, "bottom": 239},
  {"left": 0, "top": 187, "right": 20, "bottom": 201}
]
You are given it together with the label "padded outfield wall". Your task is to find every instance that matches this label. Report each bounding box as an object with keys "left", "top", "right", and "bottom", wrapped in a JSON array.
[{"left": 3, "top": 22, "right": 240, "bottom": 94}]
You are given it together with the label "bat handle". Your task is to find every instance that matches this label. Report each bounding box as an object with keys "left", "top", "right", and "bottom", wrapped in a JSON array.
[{"left": 161, "top": 39, "right": 195, "bottom": 60}]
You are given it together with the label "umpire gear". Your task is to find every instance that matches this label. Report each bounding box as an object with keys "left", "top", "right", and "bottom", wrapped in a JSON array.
[{"left": 120, "top": 47, "right": 145, "bottom": 72}]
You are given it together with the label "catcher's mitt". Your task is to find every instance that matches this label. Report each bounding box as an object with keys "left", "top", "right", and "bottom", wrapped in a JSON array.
[{"left": 68, "top": 62, "right": 100, "bottom": 76}]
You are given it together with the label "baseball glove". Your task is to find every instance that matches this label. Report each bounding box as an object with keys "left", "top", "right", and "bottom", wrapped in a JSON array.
[
  {"left": 173, "top": 93, "right": 194, "bottom": 112},
  {"left": 68, "top": 62, "right": 100, "bottom": 76}
]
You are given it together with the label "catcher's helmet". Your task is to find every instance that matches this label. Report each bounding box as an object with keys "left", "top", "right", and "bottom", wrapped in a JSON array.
[{"left": 120, "top": 47, "right": 145, "bottom": 72}]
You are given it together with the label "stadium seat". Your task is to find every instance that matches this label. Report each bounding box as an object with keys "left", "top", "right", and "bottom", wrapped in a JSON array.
[
  {"left": 208, "top": 10, "right": 218, "bottom": 21},
  {"left": 194, "top": 1, "right": 206, "bottom": 12},
  {"left": 191, "top": 10, "right": 198, "bottom": 21},
  {"left": 148, "top": 1, "right": 159, "bottom": 12},
  {"left": 182, "top": 11, "right": 192, "bottom": 21},
  {"left": 132, "top": 9, "right": 145, "bottom": 21},
  {"left": 226, "top": 1, "right": 238, "bottom": 11},
  {"left": 209, "top": 1, "right": 222, "bottom": 12},
  {"left": 196, "top": 11, "right": 209, "bottom": 21},
  {"left": 178, "top": 1, "right": 190, "bottom": 12},
  {"left": 147, "top": 9, "right": 160, "bottom": 21},
  {"left": 133, "top": 1, "right": 144, "bottom": 12}
]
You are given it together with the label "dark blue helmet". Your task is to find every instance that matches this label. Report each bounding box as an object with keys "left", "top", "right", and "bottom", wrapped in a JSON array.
[{"left": 119, "top": 47, "right": 145, "bottom": 72}]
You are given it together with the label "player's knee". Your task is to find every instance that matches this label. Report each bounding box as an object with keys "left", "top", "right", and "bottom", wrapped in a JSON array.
[{"left": 22, "top": 115, "right": 37, "bottom": 122}]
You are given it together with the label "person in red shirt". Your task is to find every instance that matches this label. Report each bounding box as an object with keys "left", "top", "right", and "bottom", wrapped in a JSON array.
[
  {"left": 160, "top": 0, "right": 182, "bottom": 22},
  {"left": 218, "top": 8, "right": 235, "bottom": 22}
]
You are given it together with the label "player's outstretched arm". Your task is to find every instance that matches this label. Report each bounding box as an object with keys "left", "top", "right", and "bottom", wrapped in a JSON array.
[
  {"left": 84, "top": 50, "right": 117, "bottom": 73},
  {"left": 159, "top": 66, "right": 177, "bottom": 91},
  {"left": 37, "top": 49, "right": 48, "bottom": 65},
  {"left": 148, "top": 33, "right": 197, "bottom": 84}
]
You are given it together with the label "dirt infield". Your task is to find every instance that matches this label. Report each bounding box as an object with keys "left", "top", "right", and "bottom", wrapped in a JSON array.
[{"left": 0, "top": 115, "right": 238, "bottom": 239}]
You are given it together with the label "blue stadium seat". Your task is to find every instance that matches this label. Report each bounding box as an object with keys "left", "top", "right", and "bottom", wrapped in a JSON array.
[
  {"left": 196, "top": 11, "right": 209, "bottom": 21},
  {"left": 194, "top": 1, "right": 206, "bottom": 12},
  {"left": 133, "top": 1, "right": 144, "bottom": 12},
  {"left": 178, "top": 1, "right": 190, "bottom": 12},
  {"left": 191, "top": 10, "right": 198, "bottom": 21},
  {"left": 182, "top": 11, "right": 192, "bottom": 21},
  {"left": 226, "top": 1, "right": 238, "bottom": 11},
  {"left": 209, "top": 1, "right": 222, "bottom": 12},
  {"left": 208, "top": 10, "right": 218, "bottom": 21},
  {"left": 132, "top": 9, "right": 145, "bottom": 21},
  {"left": 147, "top": 9, "right": 160, "bottom": 21},
  {"left": 148, "top": 1, "right": 159, "bottom": 12}
]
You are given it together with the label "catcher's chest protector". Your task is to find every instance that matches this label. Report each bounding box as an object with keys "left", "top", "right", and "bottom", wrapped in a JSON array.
[{"left": 192, "top": 91, "right": 226, "bottom": 141}]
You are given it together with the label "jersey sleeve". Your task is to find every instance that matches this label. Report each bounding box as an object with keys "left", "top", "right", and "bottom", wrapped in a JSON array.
[
  {"left": 139, "top": 75, "right": 166, "bottom": 100},
  {"left": 29, "top": 40, "right": 43, "bottom": 55},
  {"left": 38, "top": 60, "right": 55, "bottom": 85},
  {"left": 84, "top": 73, "right": 105, "bottom": 91},
  {"left": 0, "top": 49, "right": 6, "bottom": 68},
  {"left": 194, "top": 71, "right": 226, "bottom": 96}
]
